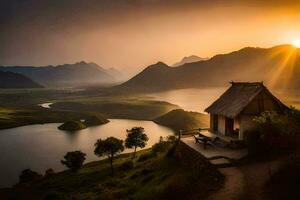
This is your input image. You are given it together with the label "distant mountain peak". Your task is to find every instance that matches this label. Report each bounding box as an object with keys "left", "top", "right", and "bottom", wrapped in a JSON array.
[
  {"left": 0, "top": 61, "right": 121, "bottom": 87},
  {"left": 172, "top": 55, "right": 209, "bottom": 67},
  {"left": 77, "top": 61, "right": 88, "bottom": 65},
  {"left": 154, "top": 61, "right": 168, "bottom": 66},
  {"left": 144, "top": 62, "right": 170, "bottom": 71},
  {"left": 117, "top": 44, "right": 300, "bottom": 92}
]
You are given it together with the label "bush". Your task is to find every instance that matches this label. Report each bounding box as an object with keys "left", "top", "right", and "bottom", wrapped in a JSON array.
[
  {"left": 45, "top": 168, "right": 55, "bottom": 177},
  {"left": 251, "top": 110, "right": 300, "bottom": 153},
  {"left": 166, "top": 143, "right": 178, "bottom": 157},
  {"left": 120, "top": 160, "right": 134, "bottom": 171},
  {"left": 19, "top": 169, "right": 42, "bottom": 183},
  {"left": 152, "top": 136, "right": 175, "bottom": 154},
  {"left": 245, "top": 130, "right": 262, "bottom": 154},
  {"left": 61, "top": 151, "right": 86, "bottom": 172}
]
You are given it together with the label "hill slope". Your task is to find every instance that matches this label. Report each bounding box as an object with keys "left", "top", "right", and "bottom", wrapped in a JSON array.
[
  {"left": 154, "top": 109, "right": 209, "bottom": 131},
  {"left": 0, "top": 145, "right": 223, "bottom": 200},
  {"left": 0, "top": 71, "right": 43, "bottom": 88},
  {"left": 117, "top": 45, "right": 300, "bottom": 92},
  {"left": 0, "top": 61, "right": 117, "bottom": 87}
]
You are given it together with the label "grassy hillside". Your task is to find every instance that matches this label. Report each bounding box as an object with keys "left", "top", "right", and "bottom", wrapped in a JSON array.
[
  {"left": 0, "top": 145, "right": 223, "bottom": 200},
  {"left": 154, "top": 109, "right": 209, "bottom": 132}
]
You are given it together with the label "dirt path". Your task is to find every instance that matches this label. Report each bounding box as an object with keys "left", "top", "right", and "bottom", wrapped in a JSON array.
[
  {"left": 207, "top": 158, "right": 284, "bottom": 200},
  {"left": 207, "top": 167, "right": 245, "bottom": 200},
  {"left": 238, "top": 159, "right": 284, "bottom": 200}
]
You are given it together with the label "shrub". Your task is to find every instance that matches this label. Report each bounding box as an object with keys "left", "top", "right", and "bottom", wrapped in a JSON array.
[
  {"left": 152, "top": 136, "right": 172, "bottom": 154},
  {"left": 166, "top": 142, "right": 178, "bottom": 157},
  {"left": 120, "top": 160, "right": 134, "bottom": 171},
  {"left": 61, "top": 151, "right": 86, "bottom": 172},
  {"left": 19, "top": 169, "right": 42, "bottom": 183},
  {"left": 251, "top": 109, "right": 300, "bottom": 153},
  {"left": 245, "top": 130, "right": 262, "bottom": 154},
  {"left": 45, "top": 168, "right": 55, "bottom": 177}
]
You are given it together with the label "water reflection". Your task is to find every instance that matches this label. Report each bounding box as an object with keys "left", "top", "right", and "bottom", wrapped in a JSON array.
[
  {"left": 38, "top": 103, "right": 53, "bottom": 108},
  {"left": 0, "top": 119, "right": 173, "bottom": 187},
  {"left": 148, "top": 88, "right": 226, "bottom": 112}
]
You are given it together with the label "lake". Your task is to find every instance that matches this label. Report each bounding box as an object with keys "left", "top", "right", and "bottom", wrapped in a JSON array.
[
  {"left": 0, "top": 119, "right": 173, "bottom": 187},
  {"left": 147, "top": 87, "right": 226, "bottom": 112}
]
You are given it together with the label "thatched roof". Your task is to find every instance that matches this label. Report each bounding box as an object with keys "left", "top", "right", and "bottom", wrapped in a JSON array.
[{"left": 205, "top": 82, "right": 287, "bottom": 118}]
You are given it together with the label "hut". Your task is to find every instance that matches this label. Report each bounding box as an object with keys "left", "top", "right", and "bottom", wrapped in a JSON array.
[{"left": 205, "top": 82, "right": 288, "bottom": 140}]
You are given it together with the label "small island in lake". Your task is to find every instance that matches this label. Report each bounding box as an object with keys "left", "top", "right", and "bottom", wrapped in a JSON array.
[
  {"left": 154, "top": 109, "right": 209, "bottom": 132},
  {"left": 84, "top": 115, "right": 109, "bottom": 127},
  {"left": 58, "top": 115, "right": 109, "bottom": 131},
  {"left": 58, "top": 120, "right": 86, "bottom": 131}
]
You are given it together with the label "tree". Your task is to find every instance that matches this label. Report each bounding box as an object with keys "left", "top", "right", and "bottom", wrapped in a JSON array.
[
  {"left": 94, "top": 137, "right": 124, "bottom": 175},
  {"left": 125, "top": 127, "right": 149, "bottom": 158},
  {"left": 61, "top": 151, "right": 86, "bottom": 172},
  {"left": 19, "top": 169, "right": 42, "bottom": 183}
]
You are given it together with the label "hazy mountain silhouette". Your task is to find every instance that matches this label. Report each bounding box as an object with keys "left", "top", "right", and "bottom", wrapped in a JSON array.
[
  {"left": 117, "top": 45, "right": 300, "bottom": 92},
  {"left": 0, "top": 71, "right": 43, "bottom": 88},
  {"left": 0, "top": 61, "right": 119, "bottom": 87},
  {"left": 172, "top": 55, "right": 209, "bottom": 67},
  {"left": 106, "top": 67, "right": 125, "bottom": 82}
]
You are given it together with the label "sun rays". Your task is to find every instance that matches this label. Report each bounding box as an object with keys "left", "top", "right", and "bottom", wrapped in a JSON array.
[
  {"left": 267, "top": 45, "right": 299, "bottom": 91},
  {"left": 293, "top": 40, "right": 300, "bottom": 48}
]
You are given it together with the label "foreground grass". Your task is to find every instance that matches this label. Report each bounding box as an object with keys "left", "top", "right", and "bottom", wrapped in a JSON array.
[{"left": 1, "top": 148, "right": 223, "bottom": 200}]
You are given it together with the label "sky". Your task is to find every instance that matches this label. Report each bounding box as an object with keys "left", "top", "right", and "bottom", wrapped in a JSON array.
[{"left": 1, "top": 0, "right": 300, "bottom": 76}]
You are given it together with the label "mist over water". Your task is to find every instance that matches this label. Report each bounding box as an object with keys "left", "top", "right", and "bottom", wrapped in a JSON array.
[{"left": 148, "top": 88, "right": 226, "bottom": 112}]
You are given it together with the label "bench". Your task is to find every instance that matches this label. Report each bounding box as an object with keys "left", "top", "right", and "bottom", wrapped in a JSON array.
[{"left": 194, "top": 134, "right": 213, "bottom": 149}]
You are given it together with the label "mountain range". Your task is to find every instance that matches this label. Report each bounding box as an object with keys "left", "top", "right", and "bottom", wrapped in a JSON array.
[
  {"left": 116, "top": 45, "right": 300, "bottom": 92},
  {"left": 0, "top": 61, "right": 122, "bottom": 87},
  {"left": 0, "top": 71, "right": 42, "bottom": 89},
  {"left": 172, "top": 55, "right": 209, "bottom": 67}
]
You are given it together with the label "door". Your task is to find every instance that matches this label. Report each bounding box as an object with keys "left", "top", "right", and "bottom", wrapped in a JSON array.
[
  {"left": 213, "top": 114, "right": 218, "bottom": 132},
  {"left": 225, "top": 117, "right": 234, "bottom": 135}
]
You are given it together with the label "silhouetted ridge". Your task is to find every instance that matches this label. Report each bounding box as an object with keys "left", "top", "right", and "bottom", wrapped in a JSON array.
[
  {"left": 117, "top": 44, "right": 300, "bottom": 92},
  {"left": 0, "top": 71, "right": 43, "bottom": 88},
  {"left": 0, "top": 61, "right": 121, "bottom": 87}
]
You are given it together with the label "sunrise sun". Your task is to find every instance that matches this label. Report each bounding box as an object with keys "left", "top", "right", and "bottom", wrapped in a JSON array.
[{"left": 292, "top": 39, "right": 300, "bottom": 48}]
